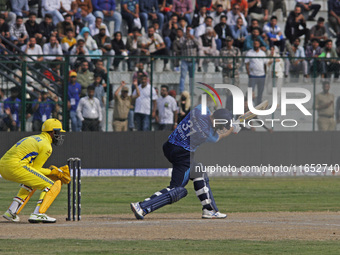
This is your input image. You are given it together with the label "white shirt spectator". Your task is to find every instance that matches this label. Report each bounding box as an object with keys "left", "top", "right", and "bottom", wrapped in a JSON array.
[
  {"left": 89, "top": 23, "right": 110, "bottom": 37},
  {"left": 21, "top": 44, "right": 43, "bottom": 61},
  {"left": 76, "top": 96, "right": 102, "bottom": 121},
  {"left": 157, "top": 95, "right": 177, "bottom": 124},
  {"left": 296, "top": 0, "right": 313, "bottom": 3},
  {"left": 42, "top": 0, "right": 61, "bottom": 12},
  {"left": 142, "top": 34, "right": 164, "bottom": 53},
  {"left": 60, "top": 0, "right": 73, "bottom": 11},
  {"left": 226, "top": 11, "right": 247, "bottom": 27},
  {"left": 43, "top": 43, "right": 63, "bottom": 60},
  {"left": 210, "top": 11, "right": 224, "bottom": 27},
  {"left": 245, "top": 49, "right": 268, "bottom": 76},
  {"left": 133, "top": 84, "right": 158, "bottom": 115},
  {"left": 195, "top": 23, "right": 207, "bottom": 38}
]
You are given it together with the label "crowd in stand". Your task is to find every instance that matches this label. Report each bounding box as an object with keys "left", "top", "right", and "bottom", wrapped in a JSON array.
[{"left": 1, "top": 0, "right": 340, "bottom": 132}]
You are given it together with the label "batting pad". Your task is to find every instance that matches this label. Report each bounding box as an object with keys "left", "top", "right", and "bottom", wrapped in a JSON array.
[
  {"left": 39, "top": 180, "right": 61, "bottom": 214},
  {"left": 17, "top": 189, "right": 36, "bottom": 214},
  {"left": 140, "top": 187, "right": 188, "bottom": 214}
]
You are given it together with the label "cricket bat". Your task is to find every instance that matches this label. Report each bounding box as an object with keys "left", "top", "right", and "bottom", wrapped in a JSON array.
[{"left": 235, "top": 100, "right": 269, "bottom": 122}]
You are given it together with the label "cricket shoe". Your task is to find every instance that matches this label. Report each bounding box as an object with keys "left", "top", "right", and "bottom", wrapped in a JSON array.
[
  {"left": 202, "top": 209, "right": 227, "bottom": 219},
  {"left": 130, "top": 202, "right": 145, "bottom": 220},
  {"left": 28, "top": 213, "right": 56, "bottom": 223},
  {"left": 3, "top": 209, "right": 20, "bottom": 222}
]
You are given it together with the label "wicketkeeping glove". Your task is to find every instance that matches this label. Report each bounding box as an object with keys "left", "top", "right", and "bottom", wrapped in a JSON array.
[{"left": 48, "top": 165, "right": 71, "bottom": 185}]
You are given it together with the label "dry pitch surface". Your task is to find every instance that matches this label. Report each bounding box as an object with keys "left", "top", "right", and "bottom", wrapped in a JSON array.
[{"left": 1, "top": 212, "right": 340, "bottom": 241}]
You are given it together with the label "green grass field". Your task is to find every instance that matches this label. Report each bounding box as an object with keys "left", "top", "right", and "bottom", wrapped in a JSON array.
[{"left": 1, "top": 176, "right": 340, "bottom": 254}]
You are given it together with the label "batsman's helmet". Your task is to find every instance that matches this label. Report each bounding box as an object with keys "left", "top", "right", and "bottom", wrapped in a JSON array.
[{"left": 213, "top": 108, "right": 233, "bottom": 130}]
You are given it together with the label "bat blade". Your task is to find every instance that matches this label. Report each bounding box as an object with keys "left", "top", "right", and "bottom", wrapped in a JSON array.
[{"left": 236, "top": 100, "right": 269, "bottom": 122}]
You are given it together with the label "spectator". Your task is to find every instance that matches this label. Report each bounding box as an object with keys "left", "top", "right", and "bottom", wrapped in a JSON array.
[
  {"left": 296, "top": 0, "right": 320, "bottom": 21},
  {"left": 77, "top": 85, "right": 102, "bottom": 131},
  {"left": 68, "top": 71, "right": 82, "bottom": 131},
  {"left": 220, "top": 36, "right": 241, "bottom": 112},
  {"left": 42, "top": 61, "right": 63, "bottom": 95},
  {"left": 230, "top": 17, "right": 248, "bottom": 49},
  {"left": 243, "top": 27, "right": 268, "bottom": 52},
  {"left": 10, "top": 16, "right": 28, "bottom": 46},
  {"left": 178, "top": 16, "right": 188, "bottom": 32},
  {"left": 247, "top": 0, "right": 269, "bottom": 26},
  {"left": 93, "top": 25, "right": 115, "bottom": 66},
  {"left": 178, "top": 90, "right": 190, "bottom": 123},
  {"left": 210, "top": 4, "right": 226, "bottom": 26},
  {"left": 76, "top": 0, "right": 96, "bottom": 26},
  {"left": 2, "top": 87, "right": 21, "bottom": 131},
  {"left": 41, "top": 0, "right": 65, "bottom": 26},
  {"left": 141, "top": 26, "right": 170, "bottom": 71},
  {"left": 61, "top": 29, "right": 77, "bottom": 52},
  {"left": 89, "top": 16, "right": 110, "bottom": 36},
  {"left": 111, "top": 31, "right": 127, "bottom": 70},
  {"left": 93, "top": 59, "right": 112, "bottom": 102},
  {"left": 284, "top": 38, "right": 308, "bottom": 82},
  {"left": 77, "top": 26, "right": 100, "bottom": 58},
  {"left": 57, "top": 14, "right": 75, "bottom": 39},
  {"left": 319, "top": 39, "right": 340, "bottom": 81},
  {"left": 220, "top": 36, "right": 241, "bottom": 85},
  {"left": 39, "top": 14, "right": 57, "bottom": 44},
  {"left": 32, "top": 90, "right": 59, "bottom": 131},
  {"left": 285, "top": 5, "right": 310, "bottom": 47},
  {"left": 212, "top": 0, "right": 231, "bottom": 11},
  {"left": 305, "top": 39, "right": 322, "bottom": 81},
  {"left": 198, "top": 27, "right": 220, "bottom": 72},
  {"left": 156, "top": 85, "right": 178, "bottom": 130},
  {"left": 60, "top": 0, "right": 78, "bottom": 16},
  {"left": 172, "top": 0, "right": 193, "bottom": 25},
  {"left": 247, "top": 18, "right": 263, "bottom": 34},
  {"left": 92, "top": 73, "right": 105, "bottom": 109},
  {"left": 227, "top": 3, "right": 247, "bottom": 27},
  {"left": 113, "top": 81, "right": 132, "bottom": 132},
  {"left": 21, "top": 37, "right": 44, "bottom": 62},
  {"left": 126, "top": 27, "right": 143, "bottom": 71},
  {"left": 245, "top": 39, "right": 268, "bottom": 105},
  {"left": 139, "top": 0, "right": 164, "bottom": 32},
  {"left": 11, "top": 0, "right": 29, "bottom": 17},
  {"left": 191, "top": 6, "right": 207, "bottom": 28},
  {"left": 214, "top": 15, "right": 232, "bottom": 48},
  {"left": 310, "top": 17, "right": 327, "bottom": 48},
  {"left": 25, "top": 12, "right": 41, "bottom": 42},
  {"left": 230, "top": 0, "right": 248, "bottom": 17},
  {"left": 77, "top": 60, "right": 94, "bottom": 96},
  {"left": 267, "top": 0, "right": 286, "bottom": 18},
  {"left": 195, "top": 0, "right": 213, "bottom": 12},
  {"left": 132, "top": 62, "right": 149, "bottom": 82},
  {"left": 266, "top": 45, "right": 284, "bottom": 97},
  {"left": 121, "top": 0, "right": 141, "bottom": 33},
  {"left": 315, "top": 81, "right": 335, "bottom": 131},
  {"left": 132, "top": 74, "right": 157, "bottom": 131},
  {"left": 92, "top": 0, "right": 122, "bottom": 33},
  {"left": 194, "top": 16, "right": 213, "bottom": 38},
  {"left": 263, "top": 15, "right": 285, "bottom": 54},
  {"left": 73, "top": 13, "right": 85, "bottom": 36},
  {"left": 0, "top": 1, "right": 16, "bottom": 25},
  {"left": 172, "top": 27, "right": 184, "bottom": 71},
  {"left": 0, "top": 14, "right": 10, "bottom": 42},
  {"left": 329, "top": 0, "right": 340, "bottom": 36},
  {"left": 159, "top": 0, "right": 174, "bottom": 22},
  {"left": 179, "top": 26, "right": 199, "bottom": 92},
  {"left": 162, "top": 14, "right": 178, "bottom": 49},
  {"left": 43, "top": 35, "right": 63, "bottom": 61}
]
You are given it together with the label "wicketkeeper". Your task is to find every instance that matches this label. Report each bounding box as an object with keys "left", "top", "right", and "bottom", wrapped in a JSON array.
[
  {"left": 0, "top": 118, "right": 71, "bottom": 223},
  {"left": 131, "top": 104, "right": 241, "bottom": 219}
]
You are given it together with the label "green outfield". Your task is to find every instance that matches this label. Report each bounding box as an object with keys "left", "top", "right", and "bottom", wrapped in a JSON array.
[{"left": 1, "top": 176, "right": 340, "bottom": 254}]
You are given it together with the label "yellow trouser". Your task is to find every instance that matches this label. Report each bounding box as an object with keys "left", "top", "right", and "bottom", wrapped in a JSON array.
[{"left": 0, "top": 164, "right": 54, "bottom": 208}]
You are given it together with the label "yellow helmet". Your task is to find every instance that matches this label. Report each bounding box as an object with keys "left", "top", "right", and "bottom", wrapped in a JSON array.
[{"left": 41, "top": 118, "right": 66, "bottom": 132}]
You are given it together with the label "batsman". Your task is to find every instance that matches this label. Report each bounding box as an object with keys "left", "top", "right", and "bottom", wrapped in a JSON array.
[
  {"left": 0, "top": 118, "right": 71, "bottom": 223},
  {"left": 131, "top": 104, "right": 241, "bottom": 219}
]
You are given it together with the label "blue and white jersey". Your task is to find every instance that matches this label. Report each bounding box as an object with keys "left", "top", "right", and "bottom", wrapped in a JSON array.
[{"left": 168, "top": 104, "right": 219, "bottom": 152}]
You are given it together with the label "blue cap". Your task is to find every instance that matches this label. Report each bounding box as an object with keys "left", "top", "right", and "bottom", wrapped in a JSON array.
[{"left": 213, "top": 108, "right": 232, "bottom": 129}]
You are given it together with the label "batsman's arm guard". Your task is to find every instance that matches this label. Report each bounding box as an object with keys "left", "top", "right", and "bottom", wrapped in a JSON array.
[{"left": 140, "top": 187, "right": 188, "bottom": 214}]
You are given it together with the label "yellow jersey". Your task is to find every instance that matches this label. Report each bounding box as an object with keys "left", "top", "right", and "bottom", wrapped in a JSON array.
[{"left": 0, "top": 132, "right": 53, "bottom": 176}]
